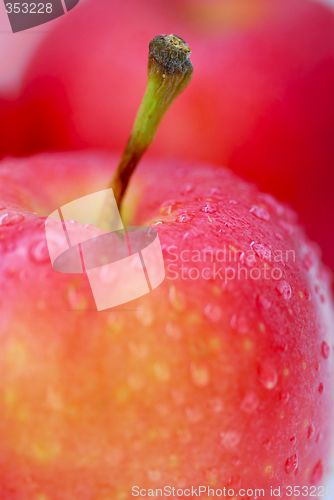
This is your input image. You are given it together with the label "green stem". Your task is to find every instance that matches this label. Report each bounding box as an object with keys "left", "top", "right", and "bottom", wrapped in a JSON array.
[{"left": 99, "top": 34, "right": 193, "bottom": 229}]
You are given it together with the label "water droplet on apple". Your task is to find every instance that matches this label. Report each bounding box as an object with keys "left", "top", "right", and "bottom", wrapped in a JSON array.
[
  {"left": 279, "top": 391, "right": 290, "bottom": 403},
  {"left": 153, "top": 362, "right": 170, "bottom": 382},
  {"left": 250, "top": 206, "right": 270, "bottom": 221},
  {"left": 205, "top": 468, "right": 218, "bottom": 482},
  {"left": 319, "top": 383, "right": 324, "bottom": 394},
  {"left": 208, "top": 397, "right": 223, "bottom": 413},
  {"left": 279, "top": 220, "right": 294, "bottom": 235},
  {"left": 256, "top": 294, "right": 271, "bottom": 311},
  {"left": 176, "top": 213, "right": 195, "bottom": 223},
  {"left": 67, "top": 283, "right": 87, "bottom": 310},
  {"left": 303, "top": 254, "right": 314, "bottom": 271},
  {"left": 285, "top": 454, "right": 298, "bottom": 474},
  {"left": 262, "top": 439, "right": 271, "bottom": 450},
  {"left": 190, "top": 362, "right": 210, "bottom": 387},
  {"left": 240, "top": 392, "right": 259, "bottom": 414},
  {"left": 0, "top": 212, "right": 25, "bottom": 226},
  {"left": 311, "top": 461, "right": 323, "bottom": 483},
  {"left": 258, "top": 361, "right": 278, "bottom": 390},
  {"left": 149, "top": 220, "right": 166, "bottom": 226},
  {"left": 321, "top": 341, "right": 330, "bottom": 359},
  {"left": 307, "top": 423, "right": 315, "bottom": 439},
  {"left": 185, "top": 407, "right": 203, "bottom": 423},
  {"left": 204, "top": 303, "right": 222, "bottom": 322},
  {"left": 165, "top": 322, "right": 182, "bottom": 340},
  {"left": 250, "top": 242, "right": 271, "bottom": 261},
  {"left": 147, "top": 469, "right": 161, "bottom": 482},
  {"left": 276, "top": 281, "right": 292, "bottom": 300},
  {"left": 136, "top": 306, "right": 154, "bottom": 327},
  {"left": 181, "top": 184, "right": 194, "bottom": 194},
  {"left": 230, "top": 314, "right": 249, "bottom": 335},
  {"left": 160, "top": 200, "right": 182, "bottom": 216},
  {"left": 0, "top": 205, "right": 6, "bottom": 210},
  {"left": 290, "top": 436, "right": 297, "bottom": 445},
  {"left": 29, "top": 240, "right": 50, "bottom": 263},
  {"left": 169, "top": 286, "right": 186, "bottom": 311},
  {"left": 201, "top": 203, "right": 217, "bottom": 214},
  {"left": 220, "top": 430, "right": 241, "bottom": 449}
]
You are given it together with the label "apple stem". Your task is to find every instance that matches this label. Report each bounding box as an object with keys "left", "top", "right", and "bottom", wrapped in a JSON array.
[{"left": 99, "top": 34, "right": 193, "bottom": 228}]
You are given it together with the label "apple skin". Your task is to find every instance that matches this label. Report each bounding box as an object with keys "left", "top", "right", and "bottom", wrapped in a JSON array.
[
  {"left": 0, "top": 151, "right": 333, "bottom": 498},
  {"left": 9, "top": 0, "right": 334, "bottom": 273}
]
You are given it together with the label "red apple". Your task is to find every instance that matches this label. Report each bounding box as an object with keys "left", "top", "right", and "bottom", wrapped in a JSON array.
[
  {"left": 8, "top": 0, "right": 334, "bottom": 272},
  {"left": 0, "top": 150, "right": 333, "bottom": 498}
]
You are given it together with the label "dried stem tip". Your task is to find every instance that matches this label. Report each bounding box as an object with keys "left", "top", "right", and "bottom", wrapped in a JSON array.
[
  {"left": 149, "top": 34, "right": 193, "bottom": 75},
  {"left": 100, "top": 35, "right": 193, "bottom": 225}
]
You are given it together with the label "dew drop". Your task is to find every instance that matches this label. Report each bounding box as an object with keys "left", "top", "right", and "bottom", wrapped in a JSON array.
[
  {"left": 205, "top": 468, "right": 218, "bottom": 482},
  {"left": 279, "top": 220, "right": 294, "bottom": 235},
  {"left": 204, "top": 303, "right": 222, "bottom": 323},
  {"left": 201, "top": 203, "right": 217, "bottom": 214},
  {"left": 182, "top": 184, "right": 194, "bottom": 195},
  {"left": 258, "top": 361, "right": 278, "bottom": 390},
  {"left": 321, "top": 341, "right": 330, "bottom": 359},
  {"left": 311, "top": 461, "right": 323, "bottom": 483},
  {"left": 153, "top": 362, "right": 170, "bottom": 382},
  {"left": 171, "top": 389, "right": 184, "bottom": 406},
  {"left": 303, "top": 254, "right": 314, "bottom": 271},
  {"left": 230, "top": 314, "right": 249, "bottom": 335},
  {"left": 307, "top": 423, "right": 315, "bottom": 439},
  {"left": 285, "top": 454, "right": 298, "bottom": 474},
  {"left": 185, "top": 407, "right": 203, "bottom": 423},
  {"left": 190, "top": 362, "right": 210, "bottom": 387},
  {"left": 149, "top": 220, "right": 166, "bottom": 226},
  {"left": 67, "top": 284, "right": 88, "bottom": 310},
  {"left": 319, "top": 383, "right": 324, "bottom": 394},
  {"left": 169, "top": 286, "right": 186, "bottom": 312},
  {"left": 262, "top": 439, "right": 271, "bottom": 450},
  {"left": 220, "top": 430, "right": 241, "bottom": 449},
  {"left": 29, "top": 240, "right": 50, "bottom": 264},
  {"left": 315, "top": 362, "right": 320, "bottom": 372},
  {"left": 160, "top": 201, "right": 182, "bottom": 216},
  {"left": 256, "top": 294, "right": 271, "bottom": 311},
  {"left": 240, "top": 392, "right": 259, "bottom": 414},
  {"left": 0, "top": 212, "right": 25, "bottom": 226},
  {"left": 251, "top": 242, "right": 271, "bottom": 261},
  {"left": 165, "top": 322, "right": 182, "bottom": 340},
  {"left": 316, "top": 432, "right": 322, "bottom": 444},
  {"left": 250, "top": 206, "right": 270, "bottom": 221},
  {"left": 276, "top": 281, "right": 292, "bottom": 300},
  {"left": 0, "top": 205, "right": 6, "bottom": 210},
  {"left": 290, "top": 436, "right": 296, "bottom": 445},
  {"left": 176, "top": 213, "right": 195, "bottom": 223},
  {"left": 136, "top": 306, "right": 154, "bottom": 327},
  {"left": 147, "top": 469, "right": 161, "bottom": 482},
  {"left": 208, "top": 397, "right": 223, "bottom": 413},
  {"left": 278, "top": 391, "right": 289, "bottom": 404}
]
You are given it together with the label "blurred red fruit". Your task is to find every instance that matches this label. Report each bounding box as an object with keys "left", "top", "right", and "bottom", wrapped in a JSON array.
[{"left": 5, "top": 0, "right": 334, "bottom": 273}]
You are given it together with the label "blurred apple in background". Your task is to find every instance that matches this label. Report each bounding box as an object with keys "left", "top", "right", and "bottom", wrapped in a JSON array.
[{"left": 1, "top": 0, "right": 333, "bottom": 275}]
